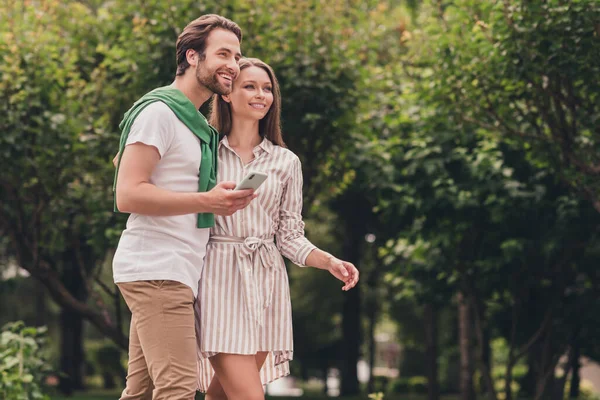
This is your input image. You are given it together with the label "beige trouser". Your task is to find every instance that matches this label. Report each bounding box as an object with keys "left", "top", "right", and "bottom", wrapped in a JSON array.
[{"left": 117, "top": 280, "right": 197, "bottom": 400}]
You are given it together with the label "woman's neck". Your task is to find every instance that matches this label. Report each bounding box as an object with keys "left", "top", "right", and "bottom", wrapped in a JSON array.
[{"left": 227, "top": 117, "right": 262, "bottom": 149}]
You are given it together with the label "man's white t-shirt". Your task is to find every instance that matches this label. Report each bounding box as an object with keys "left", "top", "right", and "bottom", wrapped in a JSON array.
[{"left": 112, "top": 101, "right": 210, "bottom": 298}]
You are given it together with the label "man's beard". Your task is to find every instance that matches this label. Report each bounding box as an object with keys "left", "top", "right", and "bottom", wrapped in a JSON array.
[{"left": 196, "top": 63, "right": 231, "bottom": 96}]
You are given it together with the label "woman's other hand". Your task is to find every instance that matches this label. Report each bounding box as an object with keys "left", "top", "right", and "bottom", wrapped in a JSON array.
[{"left": 326, "top": 256, "right": 359, "bottom": 291}]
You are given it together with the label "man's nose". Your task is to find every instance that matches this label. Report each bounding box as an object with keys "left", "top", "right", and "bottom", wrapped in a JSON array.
[{"left": 227, "top": 60, "right": 240, "bottom": 77}]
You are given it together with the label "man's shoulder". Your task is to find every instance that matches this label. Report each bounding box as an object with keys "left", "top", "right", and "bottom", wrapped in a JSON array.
[
  {"left": 136, "top": 101, "right": 176, "bottom": 121},
  {"left": 127, "top": 101, "right": 181, "bottom": 146},
  {"left": 130, "top": 101, "right": 183, "bottom": 135}
]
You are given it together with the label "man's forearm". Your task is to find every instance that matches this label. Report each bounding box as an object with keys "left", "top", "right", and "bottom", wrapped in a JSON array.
[{"left": 117, "top": 182, "right": 211, "bottom": 216}]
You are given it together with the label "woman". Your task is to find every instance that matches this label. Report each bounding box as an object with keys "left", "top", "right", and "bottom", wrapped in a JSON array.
[{"left": 196, "top": 57, "right": 360, "bottom": 400}]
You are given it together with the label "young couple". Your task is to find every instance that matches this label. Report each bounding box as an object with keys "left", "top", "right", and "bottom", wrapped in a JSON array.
[{"left": 112, "top": 14, "right": 359, "bottom": 400}]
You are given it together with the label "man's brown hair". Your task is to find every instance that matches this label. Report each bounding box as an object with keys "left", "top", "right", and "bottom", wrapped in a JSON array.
[{"left": 175, "top": 14, "right": 242, "bottom": 76}]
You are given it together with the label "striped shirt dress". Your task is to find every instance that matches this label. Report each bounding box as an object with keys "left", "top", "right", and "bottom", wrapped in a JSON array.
[{"left": 194, "top": 135, "right": 316, "bottom": 391}]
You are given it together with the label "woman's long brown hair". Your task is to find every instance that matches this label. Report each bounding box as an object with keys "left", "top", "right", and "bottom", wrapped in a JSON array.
[{"left": 209, "top": 58, "right": 286, "bottom": 147}]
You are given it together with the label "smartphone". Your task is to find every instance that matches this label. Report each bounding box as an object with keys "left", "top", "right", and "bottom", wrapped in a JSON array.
[{"left": 234, "top": 171, "right": 268, "bottom": 191}]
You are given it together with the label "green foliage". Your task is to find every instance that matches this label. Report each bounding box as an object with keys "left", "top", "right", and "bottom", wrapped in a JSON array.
[
  {"left": 388, "top": 376, "right": 428, "bottom": 394},
  {"left": 0, "top": 0, "right": 124, "bottom": 276},
  {"left": 370, "top": 376, "right": 391, "bottom": 394},
  {"left": 363, "top": 1, "right": 600, "bottom": 398},
  {"left": 0, "top": 321, "right": 52, "bottom": 400},
  {"left": 414, "top": 0, "right": 600, "bottom": 200},
  {"left": 398, "top": 347, "right": 426, "bottom": 377},
  {"left": 368, "top": 392, "right": 385, "bottom": 400},
  {"left": 562, "top": 382, "right": 600, "bottom": 400},
  {"left": 375, "top": 0, "right": 600, "bottom": 301},
  {"left": 86, "top": 340, "right": 125, "bottom": 389}
]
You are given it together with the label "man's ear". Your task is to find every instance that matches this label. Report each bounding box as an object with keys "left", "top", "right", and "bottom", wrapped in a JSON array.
[
  {"left": 221, "top": 95, "right": 231, "bottom": 103},
  {"left": 186, "top": 49, "right": 198, "bottom": 67}
]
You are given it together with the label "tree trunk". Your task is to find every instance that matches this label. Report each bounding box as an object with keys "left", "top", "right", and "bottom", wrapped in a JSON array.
[
  {"left": 473, "top": 294, "right": 498, "bottom": 400},
  {"left": 480, "top": 321, "right": 492, "bottom": 395},
  {"left": 367, "top": 301, "right": 377, "bottom": 394},
  {"left": 58, "top": 308, "right": 86, "bottom": 394},
  {"left": 521, "top": 351, "right": 537, "bottom": 398},
  {"left": 458, "top": 292, "right": 475, "bottom": 400},
  {"left": 553, "top": 334, "right": 579, "bottom": 400},
  {"left": 339, "top": 213, "right": 364, "bottom": 396},
  {"left": 505, "top": 358, "right": 515, "bottom": 400},
  {"left": 58, "top": 258, "right": 88, "bottom": 395},
  {"left": 322, "top": 366, "right": 329, "bottom": 395},
  {"left": 35, "top": 278, "right": 47, "bottom": 327},
  {"left": 533, "top": 330, "right": 560, "bottom": 400},
  {"left": 424, "top": 303, "right": 440, "bottom": 400},
  {"left": 555, "top": 364, "right": 572, "bottom": 400},
  {"left": 569, "top": 345, "right": 580, "bottom": 398},
  {"left": 505, "top": 305, "right": 517, "bottom": 400},
  {"left": 341, "top": 282, "right": 361, "bottom": 395},
  {"left": 552, "top": 349, "right": 574, "bottom": 400},
  {"left": 102, "top": 371, "right": 116, "bottom": 390},
  {"left": 366, "top": 243, "right": 381, "bottom": 395},
  {"left": 333, "top": 191, "right": 370, "bottom": 396}
]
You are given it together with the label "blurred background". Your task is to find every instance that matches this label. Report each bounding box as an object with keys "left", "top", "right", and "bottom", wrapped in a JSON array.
[{"left": 1, "top": 0, "right": 599, "bottom": 399}]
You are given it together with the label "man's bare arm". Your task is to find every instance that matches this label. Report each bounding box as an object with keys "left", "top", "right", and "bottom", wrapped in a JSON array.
[{"left": 115, "top": 144, "right": 255, "bottom": 216}]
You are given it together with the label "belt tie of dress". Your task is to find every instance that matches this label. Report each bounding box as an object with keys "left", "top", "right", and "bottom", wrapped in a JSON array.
[{"left": 209, "top": 235, "right": 277, "bottom": 325}]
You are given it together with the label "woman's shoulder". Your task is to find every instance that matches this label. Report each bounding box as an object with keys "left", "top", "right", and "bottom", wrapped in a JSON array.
[{"left": 270, "top": 142, "right": 300, "bottom": 164}]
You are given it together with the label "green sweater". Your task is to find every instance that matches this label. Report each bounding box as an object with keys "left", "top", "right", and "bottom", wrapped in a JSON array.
[{"left": 113, "top": 86, "right": 218, "bottom": 228}]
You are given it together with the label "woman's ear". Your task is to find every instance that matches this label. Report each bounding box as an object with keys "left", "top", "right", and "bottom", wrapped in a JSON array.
[{"left": 221, "top": 95, "right": 231, "bottom": 103}]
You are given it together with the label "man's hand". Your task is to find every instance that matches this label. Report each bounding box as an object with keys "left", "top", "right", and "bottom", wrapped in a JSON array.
[{"left": 201, "top": 181, "right": 257, "bottom": 216}]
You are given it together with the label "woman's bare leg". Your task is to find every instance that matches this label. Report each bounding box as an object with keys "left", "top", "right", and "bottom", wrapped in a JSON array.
[
  {"left": 206, "top": 353, "right": 265, "bottom": 400},
  {"left": 254, "top": 351, "right": 269, "bottom": 370},
  {"left": 205, "top": 352, "right": 269, "bottom": 400}
]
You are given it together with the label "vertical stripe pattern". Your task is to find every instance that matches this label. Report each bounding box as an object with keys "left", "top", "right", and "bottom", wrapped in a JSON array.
[{"left": 195, "top": 137, "right": 316, "bottom": 392}]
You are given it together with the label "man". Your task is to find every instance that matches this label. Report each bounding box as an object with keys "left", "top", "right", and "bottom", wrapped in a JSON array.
[{"left": 112, "top": 14, "right": 253, "bottom": 400}]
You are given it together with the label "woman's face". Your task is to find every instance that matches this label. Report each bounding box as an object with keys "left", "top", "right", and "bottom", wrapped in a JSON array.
[{"left": 226, "top": 66, "right": 273, "bottom": 121}]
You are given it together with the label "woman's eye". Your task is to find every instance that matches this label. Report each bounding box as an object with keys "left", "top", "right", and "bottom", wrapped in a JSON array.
[
  {"left": 244, "top": 85, "right": 255, "bottom": 89},
  {"left": 264, "top": 87, "right": 272, "bottom": 92}
]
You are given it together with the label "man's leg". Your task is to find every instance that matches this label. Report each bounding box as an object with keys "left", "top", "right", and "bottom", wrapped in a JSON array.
[
  {"left": 119, "top": 315, "right": 153, "bottom": 400},
  {"left": 118, "top": 280, "right": 197, "bottom": 400}
]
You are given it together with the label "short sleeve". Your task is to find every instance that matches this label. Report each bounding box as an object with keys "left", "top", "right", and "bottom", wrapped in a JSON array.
[{"left": 126, "top": 101, "right": 175, "bottom": 158}]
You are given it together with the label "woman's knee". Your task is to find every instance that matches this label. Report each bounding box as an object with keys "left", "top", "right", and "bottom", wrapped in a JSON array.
[
  {"left": 205, "top": 379, "right": 228, "bottom": 400},
  {"left": 239, "top": 390, "right": 265, "bottom": 400},
  {"left": 208, "top": 386, "right": 263, "bottom": 400},
  {"left": 205, "top": 390, "right": 228, "bottom": 400},
  {"left": 215, "top": 382, "right": 264, "bottom": 400},
  {"left": 209, "top": 353, "right": 264, "bottom": 400}
]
